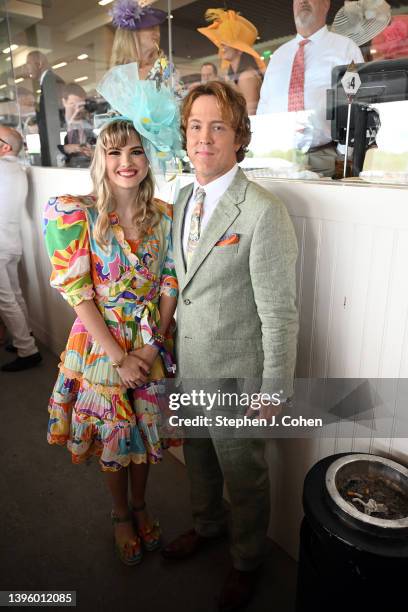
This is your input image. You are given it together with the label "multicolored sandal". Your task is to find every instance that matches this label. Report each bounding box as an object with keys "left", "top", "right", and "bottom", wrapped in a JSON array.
[
  {"left": 111, "top": 511, "right": 143, "bottom": 566},
  {"left": 132, "top": 503, "right": 162, "bottom": 551}
]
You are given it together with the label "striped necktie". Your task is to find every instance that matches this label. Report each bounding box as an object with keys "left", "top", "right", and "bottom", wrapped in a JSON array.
[
  {"left": 186, "top": 186, "right": 205, "bottom": 267},
  {"left": 288, "top": 39, "right": 310, "bottom": 112}
]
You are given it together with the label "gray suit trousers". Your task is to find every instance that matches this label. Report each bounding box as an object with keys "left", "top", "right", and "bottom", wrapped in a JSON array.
[{"left": 183, "top": 435, "right": 270, "bottom": 571}]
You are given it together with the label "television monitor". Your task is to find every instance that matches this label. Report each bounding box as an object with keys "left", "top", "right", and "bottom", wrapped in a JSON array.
[{"left": 328, "top": 58, "right": 408, "bottom": 145}]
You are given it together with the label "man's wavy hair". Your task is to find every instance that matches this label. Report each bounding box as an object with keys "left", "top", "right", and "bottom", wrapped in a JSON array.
[{"left": 180, "top": 81, "right": 251, "bottom": 163}]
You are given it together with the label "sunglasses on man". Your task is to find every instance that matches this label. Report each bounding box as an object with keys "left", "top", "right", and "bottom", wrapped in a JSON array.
[{"left": 0, "top": 137, "right": 9, "bottom": 146}]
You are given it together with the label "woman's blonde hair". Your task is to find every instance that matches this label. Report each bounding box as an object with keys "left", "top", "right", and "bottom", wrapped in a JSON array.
[
  {"left": 89, "top": 119, "right": 158, "bottom": 247},
  {"left": 110, "top": 28, "right": 158, "bottom": 68}
]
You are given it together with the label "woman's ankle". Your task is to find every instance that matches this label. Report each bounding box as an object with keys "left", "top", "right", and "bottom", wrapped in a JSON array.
[{"left": 112, "top": 505, "right": 130, "bottom": 520}]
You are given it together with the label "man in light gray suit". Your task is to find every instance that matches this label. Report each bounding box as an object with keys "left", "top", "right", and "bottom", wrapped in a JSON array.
[{"left": 162, "top": 81, "right": 298, "bottom": 612}]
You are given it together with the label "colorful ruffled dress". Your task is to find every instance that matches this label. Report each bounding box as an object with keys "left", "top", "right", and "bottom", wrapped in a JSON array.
[{"left": 44, "top": 194, "right": 180, "bottom": 471}]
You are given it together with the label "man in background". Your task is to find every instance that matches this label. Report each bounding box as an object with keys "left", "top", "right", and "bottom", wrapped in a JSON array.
[
  {"left": 25, "top": 51, "right": 64, "bottom": 166},
  {"left": 59, "top": 83, "right": 95, "bottom": 167},
  {"left": 200, "top": 61, "right": 218, "bottom": 83},
  {"left": 257, "top": 0, "right": 364, "bottom": 176},
  {"left": 0, "top": 125, "right": 42, "bottom": 372}
]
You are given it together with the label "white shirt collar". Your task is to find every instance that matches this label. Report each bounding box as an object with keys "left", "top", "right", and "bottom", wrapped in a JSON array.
[
  {"left": 0, "top": 154, "right": 18, "bottom": 162},
  {"left": 40, "top": 68, "right": 51, "bottom": 85},
  {"left": 295, "top": 24, "right": 328, "bottom": 44},
  {"left": 193, "top": 164, "right": 239, "bottom": 201}
]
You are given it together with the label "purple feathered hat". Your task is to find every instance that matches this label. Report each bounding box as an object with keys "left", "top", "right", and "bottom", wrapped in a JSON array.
[{"left": 110, "top": 0, "right": 167, "bottom": 31}]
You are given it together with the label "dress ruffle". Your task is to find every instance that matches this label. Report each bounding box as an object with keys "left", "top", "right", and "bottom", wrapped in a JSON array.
[{"left": 48, "top": 368, "right": 181, "bottom": 471}]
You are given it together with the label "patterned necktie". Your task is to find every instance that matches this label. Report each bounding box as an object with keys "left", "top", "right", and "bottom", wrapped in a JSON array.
[
  {"left": 288, "top": 39, "right": 310, "bottom": 112},
  {"left": 186, "top": 186, "right": 206, "bottom": 266}
]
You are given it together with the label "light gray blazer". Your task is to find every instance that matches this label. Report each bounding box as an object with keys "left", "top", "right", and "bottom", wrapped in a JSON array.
[{"left": 172, "top": 168, "right": 298, "bottom": 397}]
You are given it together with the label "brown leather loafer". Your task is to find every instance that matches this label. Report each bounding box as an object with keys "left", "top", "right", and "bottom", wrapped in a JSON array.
[
  {"left": 218, "top": 567, "right": 259, "bottom": 612},
  {"left": 161, "top": 528, "right": 214, "bottom": 560}
]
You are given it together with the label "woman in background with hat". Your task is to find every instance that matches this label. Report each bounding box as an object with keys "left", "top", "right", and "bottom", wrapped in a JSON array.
[
  {"left": 110, "top": 0, "right": 182, "bottom": 93},
  {"left": 331, "top": 0, "right": 391, "bottom": 60},
  {"left": 198, "top": 9, "right": 265, "bottom": 115}
]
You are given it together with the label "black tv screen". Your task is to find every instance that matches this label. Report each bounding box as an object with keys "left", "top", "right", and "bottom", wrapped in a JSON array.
[{"left": 328, "top": 59, "right": 408, "bottom": 144}]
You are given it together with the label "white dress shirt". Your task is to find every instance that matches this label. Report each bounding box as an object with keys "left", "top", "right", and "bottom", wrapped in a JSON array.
[
  {"left": 0, "top": 155, "right": 28, "bottom": 256},
  {"left": 257, "top": 26, "right": 364, "bottom": 148},
  {"left": 40, "top": 69, "right": 50, "bottom": 86},
  {"left": 182, "top": 164, "right": 239, "bottom": 257}
]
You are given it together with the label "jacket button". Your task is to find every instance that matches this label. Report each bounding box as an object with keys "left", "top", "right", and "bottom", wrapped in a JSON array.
[{"left": 184, "top": 299, "right": 191, "bottom": 305}]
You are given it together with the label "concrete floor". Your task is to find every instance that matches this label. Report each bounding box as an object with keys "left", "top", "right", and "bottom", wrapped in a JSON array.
[{"left": 0, "top": 342, "right": 297, "bottom": 612}]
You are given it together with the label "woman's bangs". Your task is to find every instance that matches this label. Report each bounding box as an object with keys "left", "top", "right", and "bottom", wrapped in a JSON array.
[{"left": 101, "top": 120, "right": 137, "bottom": 150}]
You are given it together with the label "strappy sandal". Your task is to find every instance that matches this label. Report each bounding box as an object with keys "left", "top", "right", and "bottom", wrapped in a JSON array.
[
  {"left": 111, "top": 511, "right": 143, "bottom": 566},
  {"left": 132, "top": 503, "right": 161, "bottom": 551}
]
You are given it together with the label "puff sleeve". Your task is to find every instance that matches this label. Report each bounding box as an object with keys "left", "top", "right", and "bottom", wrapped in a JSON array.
[
  {"left": 43, "top": 196, "right": 95, "bottom": 308},
  {"left": 156, "top": 200, "right": 178, "bottom": 299}
]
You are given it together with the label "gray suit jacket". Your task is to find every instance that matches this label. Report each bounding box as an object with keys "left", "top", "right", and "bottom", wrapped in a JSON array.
[{"left": 172, "top": 168, "right": 298, "bottom": 397}]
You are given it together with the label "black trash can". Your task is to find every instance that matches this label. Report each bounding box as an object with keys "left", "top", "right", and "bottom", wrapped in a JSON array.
[{"left": 296, "top": 453, "right": 408, "bottom": 612}]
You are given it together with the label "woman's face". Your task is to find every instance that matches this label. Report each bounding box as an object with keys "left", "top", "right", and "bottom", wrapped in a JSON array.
[
  {"left": 138, "top": 25, "right": 160, "bottom": 54},
  {"left": 220, "top": 44, "right": 241, "bottom": 62},
  {"left": 105, "top": 132, "right": 149, "bottom": 192}
]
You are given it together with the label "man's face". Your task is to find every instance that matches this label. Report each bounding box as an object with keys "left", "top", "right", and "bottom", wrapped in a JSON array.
[
  {"left": 293, "top": 0, "right": 329, "bottom": 32},
  {"left": 26, "top": 56, "right": 41, "bottom": 80},
  {"left": 186, "top": 94, "right": 241, "bottom": 185},
  {"left": 0, "top": 127, "right": 11, "bottom": 157},
  {"left": 63, "top": 94, "right": 86, "bottom": 122},
  {"left": 201, "top": 65, "right": 217, "bottom": 84}
]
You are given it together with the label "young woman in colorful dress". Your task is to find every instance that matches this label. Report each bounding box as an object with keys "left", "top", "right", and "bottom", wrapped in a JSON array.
[{"left": 44, "top": 112, "right": 181, "bottom": 566}]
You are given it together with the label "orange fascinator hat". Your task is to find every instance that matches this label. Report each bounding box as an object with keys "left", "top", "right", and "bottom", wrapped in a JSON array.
[{"left": 197, "top": 9, "right": 265, "bottom": 72}]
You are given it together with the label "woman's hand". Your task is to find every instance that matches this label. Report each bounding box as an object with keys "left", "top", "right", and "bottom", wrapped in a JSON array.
[
  {"left": 117, "top": 353, "right": 151, "bottom": 388},
  {"left": 129, "top": 345, "right": 159, "bottom": 371}
]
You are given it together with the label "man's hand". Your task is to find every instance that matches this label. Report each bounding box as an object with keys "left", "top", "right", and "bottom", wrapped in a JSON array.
[
  {"left": 129, "top": 345, "right": 159, "bottom": 372},
  {"left": 63, "top": 143, "right": 93, "bottom": 157}
]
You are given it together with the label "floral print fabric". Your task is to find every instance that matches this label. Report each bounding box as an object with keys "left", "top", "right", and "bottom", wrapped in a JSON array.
[{"left": 43, "top": 194, "right": 180, "bottom": 471}]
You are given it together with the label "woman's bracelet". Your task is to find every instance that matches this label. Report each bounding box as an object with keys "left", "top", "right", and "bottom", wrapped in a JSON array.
[
  {"left": 112, "top": 351, "right": 128, "bottom": 369},
  {"left": 151, "top": 331, "right": 166, "bottom": 350}
]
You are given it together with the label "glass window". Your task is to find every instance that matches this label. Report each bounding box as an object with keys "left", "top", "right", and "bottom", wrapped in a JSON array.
[
  {"left": 1, "top": 0, "right": 172, "bottom": 168},
  {"left": 171, "top": 0, "right": 408, "bottom": 184},
  {"left": 0, "top": 0, "right": 17, "bottom": 135},
  {"left": 1, "top": 0, "right": 408, "bottom": 186}
]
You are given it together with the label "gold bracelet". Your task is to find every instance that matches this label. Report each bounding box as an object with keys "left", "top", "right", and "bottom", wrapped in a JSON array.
[{"left": 112, "top": 352, "right": 128, "bottom": 369}]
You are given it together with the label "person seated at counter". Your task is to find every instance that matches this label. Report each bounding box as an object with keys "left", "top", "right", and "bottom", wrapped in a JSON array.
[
  {"left": 257, "top": 0, "right": 364, "bottom": 177},
  {"left": 58, "top": 83, "right": 96, "bottom": 168},
  {"left": 110, "top": 0, "right": 183, "bottom": 95},
  {"left": 198, "top": 9, "right": 265, "bottom": 116},
  {"left": 200, "top": 62, "right": 218, "bottom": 84}
]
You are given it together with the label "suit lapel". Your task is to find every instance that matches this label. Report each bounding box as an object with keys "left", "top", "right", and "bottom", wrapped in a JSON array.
[
  {"left": 183, "top": 168, "right": 249, "bottom": 288},
  {"left": 173, "top": 183, "right": 193, "bottom": 285}
]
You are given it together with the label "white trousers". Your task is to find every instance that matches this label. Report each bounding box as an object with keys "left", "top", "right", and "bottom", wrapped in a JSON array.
[{"left": 0, "top": 253, "right": 38, "bottom": 357}]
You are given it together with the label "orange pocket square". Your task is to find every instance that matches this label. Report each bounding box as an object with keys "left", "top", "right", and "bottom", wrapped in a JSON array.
[{"left": 215, "top": 233, "right": 240, "bottom": 246}]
